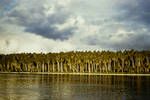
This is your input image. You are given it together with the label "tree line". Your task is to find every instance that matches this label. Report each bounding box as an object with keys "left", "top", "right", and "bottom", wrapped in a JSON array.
[{"left": 0, "top": 50, "right": 150, "bottom": 73}]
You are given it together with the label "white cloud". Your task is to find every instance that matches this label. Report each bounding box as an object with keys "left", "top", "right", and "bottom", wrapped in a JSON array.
[
  {"left": 56, "top": 0, "right": 71, "bottom": 7},
  {"left": 0, "top": 32, "right": 75, "bottom": 54},
  {"left": 110, "top": 28, "right": 135, "bottom": 42}
]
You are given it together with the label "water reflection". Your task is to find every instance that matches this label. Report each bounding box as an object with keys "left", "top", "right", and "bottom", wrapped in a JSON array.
[{"left": 0, "top": 74, "right": 150, "bottom": 100}]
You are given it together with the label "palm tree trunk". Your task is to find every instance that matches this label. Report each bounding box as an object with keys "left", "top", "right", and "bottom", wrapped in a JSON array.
[
  {"left": 52, "top": 61, "right": 55, "bottom": 72},
  {"left": 57, "top": 61, "right": 60, "bottom": 72}
]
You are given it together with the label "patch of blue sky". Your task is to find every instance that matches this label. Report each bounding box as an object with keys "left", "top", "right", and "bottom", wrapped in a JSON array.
[{"left": 0, "top": 0, "right": 17, "bottom": 16}]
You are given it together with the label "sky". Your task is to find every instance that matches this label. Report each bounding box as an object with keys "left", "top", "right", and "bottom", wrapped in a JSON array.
[{"left": 0, "top": 0, "right": 150, "bottom": 54}]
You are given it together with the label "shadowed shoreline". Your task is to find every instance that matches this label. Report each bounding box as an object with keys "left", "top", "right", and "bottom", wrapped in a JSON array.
[{"left": 0, "top": 72, "right": 150, "bottom": 76}]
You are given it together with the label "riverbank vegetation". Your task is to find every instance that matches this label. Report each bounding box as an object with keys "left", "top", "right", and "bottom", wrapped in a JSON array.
[{"left": 0, "top": 50, "right": 150, "bottom": 73}]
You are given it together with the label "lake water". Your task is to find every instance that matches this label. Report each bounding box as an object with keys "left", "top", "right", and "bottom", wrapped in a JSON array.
[{"left": 0, "top": 74, "right": 150, "bottom": 100}]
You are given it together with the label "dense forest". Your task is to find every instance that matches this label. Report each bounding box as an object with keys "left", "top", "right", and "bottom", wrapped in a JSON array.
[{"left": 0, "top": 50, "right": 150, "bottom": 74}]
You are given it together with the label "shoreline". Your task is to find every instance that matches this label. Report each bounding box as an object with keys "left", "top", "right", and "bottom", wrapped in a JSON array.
[{"left": 0, "top": 72, "right": 150, "bottom": 76}]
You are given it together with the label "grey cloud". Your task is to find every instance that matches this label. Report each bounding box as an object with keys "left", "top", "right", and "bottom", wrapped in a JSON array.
[
  {"left": 112, "top": 34, "right": 150, "bottom": 50},
  {"left": 83, "top": 32, "right": 150, "bottom": 51},
  {"left": 114, "top": 0, "right": 150, "bottom": 50},
  {"left": 88, "top": 0, "right": 150, "bottom": 50},
  {"left": 116, "top": 0, "right": 150, "bottom": 26}
]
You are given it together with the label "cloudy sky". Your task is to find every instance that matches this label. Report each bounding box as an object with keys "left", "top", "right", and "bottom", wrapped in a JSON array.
[{"left": 0, "top": 0, "right": 150, "bottom": 54}]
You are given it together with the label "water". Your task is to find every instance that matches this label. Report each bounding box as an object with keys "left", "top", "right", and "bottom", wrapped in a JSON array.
[{"left": 0, "top": 74, "right": 150, "bottom": 100}]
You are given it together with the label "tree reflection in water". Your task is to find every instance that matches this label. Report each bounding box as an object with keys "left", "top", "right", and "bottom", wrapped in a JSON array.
[{"left": 0, "top": 74, "right": 150, "bottom": 100}]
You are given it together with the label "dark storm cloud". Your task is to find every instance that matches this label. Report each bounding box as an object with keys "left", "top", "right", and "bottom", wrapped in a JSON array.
[
  {"left": 24, "top": 16, "right": 76, "bottom": 40},
  {"left": 25, "top": 23, "right": 76, "bottom": 40},
  {"left": 3, "top": 0, "right": 75, "bottom": 40}
]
